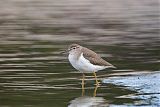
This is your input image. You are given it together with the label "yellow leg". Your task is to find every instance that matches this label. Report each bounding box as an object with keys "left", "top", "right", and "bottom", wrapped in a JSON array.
[
  {"left": 93, "top": 85, "right": 99, "bottom": 97},
  {"left": 93, "top": 72, "right": 100, "bottom": 86},
  {"left": 81, "top": 73, "right": 85, "bottom": 96}
]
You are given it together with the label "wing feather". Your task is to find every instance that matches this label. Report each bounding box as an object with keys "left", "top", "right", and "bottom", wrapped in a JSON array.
[{"left": 82, "top": 47, "right": 115, "bottom": 67}]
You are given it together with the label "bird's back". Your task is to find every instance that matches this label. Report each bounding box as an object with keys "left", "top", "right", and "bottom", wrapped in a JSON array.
[{"left": 82, "top": 47, "right": 115, "bottom": 67}]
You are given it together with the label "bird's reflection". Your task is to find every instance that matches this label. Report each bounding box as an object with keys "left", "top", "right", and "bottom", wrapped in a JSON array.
[
  {"left": 68, "top": 85, "right": 109, "bottom": 107},
  {"left": 68, "top": 96, "right": 108, "bottom": 107},
  {"left": 81, "top": 83, "right": 99, "bottom": 97}
]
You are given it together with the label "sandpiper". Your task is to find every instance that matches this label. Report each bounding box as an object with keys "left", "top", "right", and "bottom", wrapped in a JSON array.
[{"left": 67, "top": 44, "right": 116, "bottom": 86}]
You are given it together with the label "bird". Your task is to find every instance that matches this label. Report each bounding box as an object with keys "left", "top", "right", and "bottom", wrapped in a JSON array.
[{"left": 66, "top": 44, "right": 116, "bottom": 87}]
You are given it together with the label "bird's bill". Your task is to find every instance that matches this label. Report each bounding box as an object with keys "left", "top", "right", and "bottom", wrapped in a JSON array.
[{"left": 60, "top": 49, "right": 69, "bottom": 54}]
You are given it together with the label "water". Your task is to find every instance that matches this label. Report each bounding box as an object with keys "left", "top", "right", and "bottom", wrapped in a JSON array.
[{"left": 0, "top": 0, "right": 159, "bottom": 107}]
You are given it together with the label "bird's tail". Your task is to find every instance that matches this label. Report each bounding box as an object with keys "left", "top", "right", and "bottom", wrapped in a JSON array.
[{"left": 107, "top": 65, "right": 116, "bottom": 69}]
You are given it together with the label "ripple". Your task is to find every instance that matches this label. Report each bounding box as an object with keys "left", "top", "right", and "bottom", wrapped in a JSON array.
[{"left": 0, "top": 0, "right": 159, "bottom": 106}]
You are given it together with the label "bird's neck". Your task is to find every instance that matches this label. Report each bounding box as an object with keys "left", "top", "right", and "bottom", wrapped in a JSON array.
[{"left": 69, "top": 51, "right": 82, "bottom": 61}]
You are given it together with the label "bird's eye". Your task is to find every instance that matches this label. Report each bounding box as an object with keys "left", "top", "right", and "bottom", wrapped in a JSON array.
[{"left": 73, "top": 47, "right": 76, "bottom": 49}]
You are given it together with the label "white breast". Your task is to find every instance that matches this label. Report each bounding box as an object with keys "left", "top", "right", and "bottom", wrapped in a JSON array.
[{"left": 68, "top": 53, "right": 107, "bottom": 73}]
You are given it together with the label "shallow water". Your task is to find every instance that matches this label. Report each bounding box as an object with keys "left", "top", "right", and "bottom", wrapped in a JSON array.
[{"left": 0, "top": 0, "right": 159, "bottom": 107}]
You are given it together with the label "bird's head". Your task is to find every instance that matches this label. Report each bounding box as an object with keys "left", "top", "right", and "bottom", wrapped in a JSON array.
[{"left": 68, "top": 44, "right": 82, "bottom": 54}]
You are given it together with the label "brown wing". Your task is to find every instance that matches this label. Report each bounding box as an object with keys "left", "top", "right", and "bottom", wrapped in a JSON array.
[{"left": 82, "top": 47, "right": 115, "bottom": 67}]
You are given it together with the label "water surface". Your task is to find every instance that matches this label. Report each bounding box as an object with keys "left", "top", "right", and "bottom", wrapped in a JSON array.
[{"left": 0, "top": 0, "right": 159, "bottom": 107}]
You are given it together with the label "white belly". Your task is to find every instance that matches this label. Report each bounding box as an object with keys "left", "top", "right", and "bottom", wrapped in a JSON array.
[{"left": 68, "top": 53, "right": 107, "bottom": 73}]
